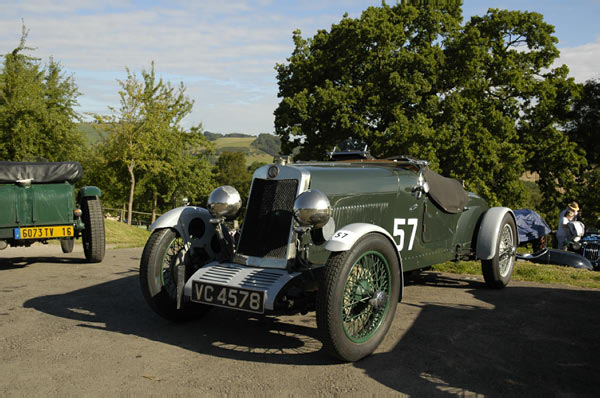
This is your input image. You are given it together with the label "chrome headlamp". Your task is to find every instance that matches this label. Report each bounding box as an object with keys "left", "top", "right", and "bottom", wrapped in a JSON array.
[
  {"left": 207, "top": 186, "right": 242, "bottom": 219},
  {"left": 293, "top": 189, "right": 332, "bottom": 229}
]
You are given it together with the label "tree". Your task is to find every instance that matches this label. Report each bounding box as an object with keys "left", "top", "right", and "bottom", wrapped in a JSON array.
[
  {"left": 251, "top": 133, "right": 281, "bottom": 156},
  {"left": 0, "top": 25, "right": 83, "bottom": 161},
  {"left": 93, "top": 64, "right": 213, "bottom": 224},
  {"left": 274, "top": 3, "right": 584, "bottom": 212},
  {"left": 567, "top": 79, "right": 600, "bottom": 226},
  {"left": 568, "top": 79, "right": 600, "bottom": 166},
  {"left": 213, "top": 151, "right": 252, "bottom": 217}
]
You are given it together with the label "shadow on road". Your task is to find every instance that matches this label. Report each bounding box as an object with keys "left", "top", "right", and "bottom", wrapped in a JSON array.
[
  {"left": 23, "top": 273, "right": 334, "bottom": 366},
  {"left": 23, "top": 270, "right": 600, "bottom": 395},
  {"left": 357, "top": 272, "right": 600, "bottom": 397},
  {"left": 0, "top": 255, "right": 87, "bottom": 269}
]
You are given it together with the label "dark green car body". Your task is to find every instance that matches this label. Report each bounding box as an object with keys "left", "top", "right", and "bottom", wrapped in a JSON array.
[
  {"left": 0, "top": 162, "right": 105, "bottom": 262},
  {"left": 295, "top": 161, "right": 488, "bottom": 271}
]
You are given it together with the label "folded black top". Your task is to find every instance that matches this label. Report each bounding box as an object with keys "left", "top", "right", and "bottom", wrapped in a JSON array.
[
  {"left": 422, "top": 167, "right": 469, "bottom": 214},
  {"left": 0, "top": 161, "right": 83, "bottom": 184}
]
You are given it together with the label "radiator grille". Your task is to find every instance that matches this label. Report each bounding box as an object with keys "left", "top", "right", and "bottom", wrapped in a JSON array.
[
  {"left": 237, "top": 179, "right": 298, "bottom": 259},
  {"left": 583, "top": 243, "right": 599, "bottom": 264}
]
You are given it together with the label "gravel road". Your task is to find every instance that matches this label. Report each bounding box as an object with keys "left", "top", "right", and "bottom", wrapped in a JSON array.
[{"left": 1, "top": 244, "right": 599, "bottom": 397}]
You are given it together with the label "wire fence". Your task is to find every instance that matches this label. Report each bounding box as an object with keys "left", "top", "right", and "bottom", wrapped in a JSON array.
[{"left": 103, "top": 206, "right": 160, "bottom": 228}]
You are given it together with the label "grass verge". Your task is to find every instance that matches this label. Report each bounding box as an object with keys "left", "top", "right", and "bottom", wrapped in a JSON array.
[
  {"left": 105, "top": 219, "right": 151, "bottom": 248},
  {"left": 432, "top": 260, "right": 600, "bottom": 289}
]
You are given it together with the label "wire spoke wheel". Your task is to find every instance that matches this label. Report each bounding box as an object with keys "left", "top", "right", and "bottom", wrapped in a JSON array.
[
  {"left": 317, "top": 234, "right": 401, "bottom": 362},
  {"left": 342, "top": 251, "right": 391, "bottom": 343},
  {"left": 498, "top": 223, "right": 515, "bottom": 277},
  {"left": 482, "top": 213, "right": 517, "bottom": 289},
  {"left": 140, "top": 228, "right": 210, "bottom": 322},
  {"left": 159, "top": 235, "right": 185, "bottom": 301}
]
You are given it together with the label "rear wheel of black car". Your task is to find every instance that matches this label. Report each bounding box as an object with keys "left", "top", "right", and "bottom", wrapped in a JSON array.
[
  {"left": 317, "top": 233, "right": 401, "bottom": 362},
  {"left": 81, "top": 196, "right": 105, "bottom": 263},
  {"left": 482, "top": 213, "right": 517, "bottom": 288},
  {"left": 140, "top": 228, "right": 209, "bottom": 322},
  {"left": 60, "top": 238, "right": 74, "bottom": 253}
]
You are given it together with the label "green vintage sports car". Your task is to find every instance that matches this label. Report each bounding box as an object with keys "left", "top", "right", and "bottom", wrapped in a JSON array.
[
  {"left": 0, "top": 161, "right": 105, "bottom": 263},
  {"left": 139, "top": 151, "right": 517, "bottom": 362}
]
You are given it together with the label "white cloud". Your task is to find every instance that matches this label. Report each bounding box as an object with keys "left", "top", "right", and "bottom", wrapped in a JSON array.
[
  {"left": 557, "top": 37, "right": 600, "bottom": 83},
  {"left": 3, "top": 1, "right": 598, "bottom": 134}
]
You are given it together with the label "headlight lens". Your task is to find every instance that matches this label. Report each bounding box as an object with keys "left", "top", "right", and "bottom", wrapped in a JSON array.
[
  {"left": 293, "top": 189, "right": 332, "bottom": 228},
  {"left": 207, "top": 186, "right": 242, "bottom": 219}
]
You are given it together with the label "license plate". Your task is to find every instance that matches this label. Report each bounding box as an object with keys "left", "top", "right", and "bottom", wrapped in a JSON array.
[
  {"left": 14, "top": 225, "right": 74, "bottom": 240},
  {"left": 191, "top": 282, "right": 265, "bottom": 314}
]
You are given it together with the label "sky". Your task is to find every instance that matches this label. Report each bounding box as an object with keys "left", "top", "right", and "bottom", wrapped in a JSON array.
[{"left": 1, "top": 1, "right": 599, "bottom": 135}]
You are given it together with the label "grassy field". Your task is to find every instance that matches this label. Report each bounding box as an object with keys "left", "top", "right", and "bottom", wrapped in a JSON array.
[
  {"left": 212, "top": 136, "right": 274, "bottom": 165},
  {"left": 433, "top": 260, "right": 600, "bottom": 289},
  {"left": 105, "top": 219, "right": 151, "bottom": 248}
]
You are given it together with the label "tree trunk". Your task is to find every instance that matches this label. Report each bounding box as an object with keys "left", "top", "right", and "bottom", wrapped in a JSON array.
[
  {"left": 151, "top": 190, "right": 157, "bottom": 224},
  {"left": 127, "top": 161, "right": 135, "bottom": 226}
]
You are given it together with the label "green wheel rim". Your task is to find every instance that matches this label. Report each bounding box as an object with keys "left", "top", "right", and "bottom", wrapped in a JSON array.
[
  {"left": 342, "top": 250, "right": 391, "bottom": 343},
  {"left": 159, "top": 236, "right": 184, "bottom": 300}
]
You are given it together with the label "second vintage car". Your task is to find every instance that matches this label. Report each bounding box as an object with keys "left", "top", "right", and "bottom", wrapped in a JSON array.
[
  {"left": 0, "top": 161, "right": 105, "bottom": 262},
  {"left": 139, "top": 149, "right": 517, "bottom": 362}
]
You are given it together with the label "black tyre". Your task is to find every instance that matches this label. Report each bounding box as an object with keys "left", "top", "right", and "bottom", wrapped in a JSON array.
[
  {"left": 140, "top": 228, "right": 209, "bottom": 322},
  {"left": 482, "top": 213, "right": 517, "bottom": 288},
  {"left": 60, "top": 238, "right": 74, "bottom": 253},
  {"left": 81, "top": 196, "right": 105, "bottom": 263},
  {"left": 316, "top": 233, "right": 401, "bottom": 362}
]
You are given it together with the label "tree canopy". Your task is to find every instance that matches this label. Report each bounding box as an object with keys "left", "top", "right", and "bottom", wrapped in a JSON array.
[
  {"left": 567, "top": 79, "right": 600, "bottom": 225},
  {"left": 274, "top": 3, "right": 584, "bottom": 212},
  {"left": 91, "top": 64, "right": 213, "bottom": 224},
  {"left": 0, "top": 26, "right": 83, "bottom": 161}
]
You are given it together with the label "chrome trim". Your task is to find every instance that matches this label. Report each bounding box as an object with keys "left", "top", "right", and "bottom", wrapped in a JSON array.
[
  {"left": 234, "top": 164, "right": 311, "bottom": 269},
  {"left": 183, "top": 262, "right": 301, "bottom": 310}
]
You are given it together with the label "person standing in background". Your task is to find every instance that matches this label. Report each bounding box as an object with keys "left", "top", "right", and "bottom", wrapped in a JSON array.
[{"left": 556, "top": 201, "right": 579, "bottom": 249}]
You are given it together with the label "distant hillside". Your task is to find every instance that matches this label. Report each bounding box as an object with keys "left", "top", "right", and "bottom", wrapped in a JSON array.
[
  {"left": 75, "top": 125, "right": 280, "bottom": 166},
  {"left": 212, "top": 136, "right": 275, "bottom": 165},
  {"left": 77, "top": 122, "right": 106, "bottom": 145},
  {"left": 204, "top": 131, "right": 255, "bottom": 141}
]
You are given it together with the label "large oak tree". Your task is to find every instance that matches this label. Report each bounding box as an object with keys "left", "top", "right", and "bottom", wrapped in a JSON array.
[{"left": 274, "top": 3, "right": 584, "bottom": 214}]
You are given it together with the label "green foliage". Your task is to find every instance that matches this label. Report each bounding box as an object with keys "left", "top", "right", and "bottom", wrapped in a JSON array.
[
  {"left": 251, "top": 133, "right": 281, "bottom": 156},
  {"left": 214, "top": 151, "right": 252, "bottom": 190},
  {"left": 0, "top": 26, "right": 83, "bottom": 161},
  {"left": 213, "top": 151, "right": 254, "bottom": 217},
  {"left": 203, "top": 131, "right": 222, "bottom": 141},
  {"left": 91, "top": 63, "right": 214, "bottom": 222},
  {"left": 566, "top": 79, "right": 600, "bottom": 227},
  {"left": 274, "top": 4, "right": 584, "bottom": 211},
  {"left": 77, "top": 122, "right": 106, "bottom": 145}
]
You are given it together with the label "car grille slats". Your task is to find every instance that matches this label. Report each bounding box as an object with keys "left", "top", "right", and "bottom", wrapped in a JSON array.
[
  {"left": 237, "top": 179, "right": 298, "bottom": 259},
  {"left": 583, "top": 243, "right": 599, "bottom": 264}
]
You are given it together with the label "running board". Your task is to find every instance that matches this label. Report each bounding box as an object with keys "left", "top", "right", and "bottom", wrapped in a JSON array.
[{"left": 183, "top": 262, "right": 301, "bottom": 310}]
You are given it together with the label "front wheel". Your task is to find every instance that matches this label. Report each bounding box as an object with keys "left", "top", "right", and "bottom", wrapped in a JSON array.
[
  {"left": 316, "top": 233, "right": 401, "bottom": 362},
  {"left": 60, "top": 238, "right": 74, "bottom": 253},
  {"left": 140, "top": 228, "right": 209, "bottom": 322},
  {"left": 482, "top": 213, "right": 517, "bottom": 288}
]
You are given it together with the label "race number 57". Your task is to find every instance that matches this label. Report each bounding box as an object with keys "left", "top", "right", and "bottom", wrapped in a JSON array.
[{"left": 393, "top": 218, "right": 418, "bottom": 251}]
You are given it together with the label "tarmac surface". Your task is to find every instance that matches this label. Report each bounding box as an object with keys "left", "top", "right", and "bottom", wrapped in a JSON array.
[{"left": 1, "top": 243, "right": 599, "bottom": 397}]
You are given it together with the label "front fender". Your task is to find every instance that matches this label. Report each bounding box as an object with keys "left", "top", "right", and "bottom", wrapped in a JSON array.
[
  {"left": 150, "top": 206, "right": 215, "bottom": 246},
  {"left": 476, "top": 207, "right": 517, "bottom": 260},
  {"left": 78, "top": 186, "right": 102, "bottom": 198},
  {"left": 324, "top": 222, "right": 402, "bottom": 265}
]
